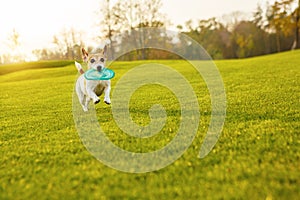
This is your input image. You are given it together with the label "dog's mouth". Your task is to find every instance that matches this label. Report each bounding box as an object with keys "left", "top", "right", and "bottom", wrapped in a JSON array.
[{"left": 97, "top": 65, "right": 104, "bottom": 72}]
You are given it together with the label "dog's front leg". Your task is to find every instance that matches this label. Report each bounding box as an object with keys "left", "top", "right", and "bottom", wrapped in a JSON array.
[
  {"left": 86, "top": 88, "right": 100, "bottom": 104},
  {"left": 86, "top": 82, "right": 100, "bottom": 104},
  {"left": 104, "top": 81, "right": 111, "bottom": 105}
]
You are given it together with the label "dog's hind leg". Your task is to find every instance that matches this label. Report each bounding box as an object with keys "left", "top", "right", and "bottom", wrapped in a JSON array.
[
  {"left": 82, "top": 97, "right": 91, "bottom": 112},
  {"left": 76, "top": 81, "right": 88, "bottom": 112},
  {"left": 104, "top": 83, "right": 111, "bottom": 105},
  {"left": 78, "top": 92, "right": 88, "bottom": 112}
]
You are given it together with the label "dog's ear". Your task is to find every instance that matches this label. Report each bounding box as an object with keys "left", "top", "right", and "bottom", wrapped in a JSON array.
[
  {"left": 82, "top": 48, "right": 89, "bottom": 62},
  {"left": 103, "top": 44, "right": 108, "bottom": 58}
]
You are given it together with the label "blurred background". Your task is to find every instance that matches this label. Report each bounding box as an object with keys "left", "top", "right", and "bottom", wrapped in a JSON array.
[{"left": 0, "top": 0, "right": 299, "bottom": 63}]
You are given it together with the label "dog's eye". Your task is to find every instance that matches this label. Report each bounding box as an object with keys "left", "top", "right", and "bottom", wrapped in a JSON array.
[
  {"left": 90, "top": 58, "right": 95, "bottom": 63},
  {"left": 100, "top": 58, "right": 105, "bottom": 62}
]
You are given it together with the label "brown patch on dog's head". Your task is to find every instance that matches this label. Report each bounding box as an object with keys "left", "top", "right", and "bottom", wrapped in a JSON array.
[
  {"left": 82, "top": 48, "right": 89, "bottom": 62},
  {"left": 82, "top": 45, "right": 109, "bottom": 72}
]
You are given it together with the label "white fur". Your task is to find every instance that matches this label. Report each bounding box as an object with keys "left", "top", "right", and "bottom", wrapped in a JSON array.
[{"left": 75, "top": 49, "right": 111, "bottom": 112}]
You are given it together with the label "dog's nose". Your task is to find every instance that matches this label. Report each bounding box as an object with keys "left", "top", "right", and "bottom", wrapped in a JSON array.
[{"left": 97, "top": 65, "right": 102, "bottom": 71}]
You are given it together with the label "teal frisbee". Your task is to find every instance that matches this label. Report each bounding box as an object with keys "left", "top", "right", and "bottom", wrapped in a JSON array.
[{"left": 84, "top": 68, "right": 115, "bottom": 80}]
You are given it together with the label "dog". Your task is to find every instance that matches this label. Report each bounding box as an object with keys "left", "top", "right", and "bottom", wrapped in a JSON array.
[{"left": 75, "top": 44, "right": 111, "bottom": 112}]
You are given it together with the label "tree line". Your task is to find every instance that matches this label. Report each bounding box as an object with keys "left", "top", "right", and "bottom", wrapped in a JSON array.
[
  {"left": 1, "top": 0, "right": 300, "bottom": 63},
  {"left": 182, "top": 0, "right": 300, "bottom": 59}
]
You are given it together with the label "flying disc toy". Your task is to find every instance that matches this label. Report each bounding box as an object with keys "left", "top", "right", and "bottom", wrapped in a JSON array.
[{"left": 84, "top": 68, "right": 115, "bottom": 80}]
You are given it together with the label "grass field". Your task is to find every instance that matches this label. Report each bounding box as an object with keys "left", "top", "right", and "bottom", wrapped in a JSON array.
[{"left": 0, "top": 51, "right": 299, "bottom": 199}]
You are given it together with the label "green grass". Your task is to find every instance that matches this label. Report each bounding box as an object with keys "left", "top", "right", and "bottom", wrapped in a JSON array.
[
  {"left": 0, "top": 60, "right": 73, "bottom": 76},
  {"left": 0, "top": 51, "right": 299, "bottom": 199}
]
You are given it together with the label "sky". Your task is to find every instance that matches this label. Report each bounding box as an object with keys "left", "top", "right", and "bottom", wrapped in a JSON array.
[{"left": 0, "top": 0, "right": 276, "bottom": 59}]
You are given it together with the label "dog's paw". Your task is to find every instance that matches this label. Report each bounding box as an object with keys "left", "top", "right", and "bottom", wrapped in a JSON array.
[
  {"left": 82, "top": 106, "right": 88, "bottom": 112},
  {"left": 104, "top": 97, "right": 111, "bottom": 105},
  {"left": 104, "top": 101, "right": 111, "bottom": 105},
  {"left": 94, "top": 99, "right": 100, "bottom": 104}
]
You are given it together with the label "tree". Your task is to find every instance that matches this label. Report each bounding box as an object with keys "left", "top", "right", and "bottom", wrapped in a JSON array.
[
  {"left": 232, "top": 21, "right": 261, "bottom": 58},
  {"left": 32, "top": 28, "right": 84, "bottom": 61},
  {"left": 292, "top": 0, "right": 300, "bottom": 49},
  {"left": 97, "top": 0, "right": 166, "bottom": 60},
  {"left": 7, "top": 29, "right": 20, "bottom": 51},
  {"left": 52, "top": 28, "right": 84, "bottom": 60},
  {"left": 181, "top": 18, "right": 232, "bottom": 59},
  {"left": 221, "top": 11, "right": 250, "bottom": 31},
  {"left": 97, "top": 0, "right": 121, "bottom": 58},
  {"left": 266, "top": 0, "right": 295, "bottom": 52},
  {"left": 253, "top": 4, "right": 265, "bottom": 29},
  {"left": 5, "top": 29, "right": 24, "bottom": 63}
]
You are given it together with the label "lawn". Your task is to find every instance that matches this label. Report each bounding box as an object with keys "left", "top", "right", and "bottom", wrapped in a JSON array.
[{"left": 0, "top": 51, "right": 299, "bottom": 199}]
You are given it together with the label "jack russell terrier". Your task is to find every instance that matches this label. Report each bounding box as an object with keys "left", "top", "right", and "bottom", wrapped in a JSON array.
[{"left": 75, "top": 44, "right": 111, "bottom": 112}]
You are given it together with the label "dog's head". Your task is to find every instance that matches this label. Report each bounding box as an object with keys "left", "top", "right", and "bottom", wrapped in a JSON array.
[{"left": 82, "top": 45, "right": 108, "bottom": 72}]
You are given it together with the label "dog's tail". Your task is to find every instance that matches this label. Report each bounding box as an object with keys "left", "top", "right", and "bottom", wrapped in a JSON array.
[{"left": 75, "top": 61, "right": 85, "bottom": 74}]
